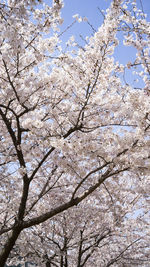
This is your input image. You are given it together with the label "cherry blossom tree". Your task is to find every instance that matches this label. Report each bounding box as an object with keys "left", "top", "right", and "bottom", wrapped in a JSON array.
[
  {"left": 12, "top": 199, "right": 149, "bottom": 266},
  {"left": 0, "top": 0, "right": 150, "bottom": 266}
]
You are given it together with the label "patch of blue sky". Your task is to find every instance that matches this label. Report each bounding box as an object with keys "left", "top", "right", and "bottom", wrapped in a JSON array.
[{"left": 41, "top": 0, "right": 149, "bottom": 90}]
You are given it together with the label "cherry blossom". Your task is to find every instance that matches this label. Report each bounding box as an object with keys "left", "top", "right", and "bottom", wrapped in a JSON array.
[{"left": 0, "top": 0, "right": 150, "bottom": 266}]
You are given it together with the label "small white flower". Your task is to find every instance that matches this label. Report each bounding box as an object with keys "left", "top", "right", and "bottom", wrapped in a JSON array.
[{"left": 72, "top": 14, "right": 82, "bottom": 23}]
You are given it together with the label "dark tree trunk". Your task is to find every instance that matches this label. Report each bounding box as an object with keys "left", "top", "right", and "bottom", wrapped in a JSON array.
[
  {"left": 46, "top": 261, "right": 51, "bottom": 267},
  {"left": 0, "top": 227, "right": 21, "bottom": 267}
]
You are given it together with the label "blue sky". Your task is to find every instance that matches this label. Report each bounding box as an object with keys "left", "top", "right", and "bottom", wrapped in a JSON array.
[
  {"left": 59, "top": 0, "right": 150, "bottom": 41},
  {"left": 59, "top": 0, "right": 111, "bottom": 45},
  {"left": 44, "top": 0, "right": 150, "bottom": 87},
  {"left": 45, "top": 1, "right": 150, "bottom": 49},
  {"left": 57, "top": 0, "right": 150, "bottom": 87}
]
